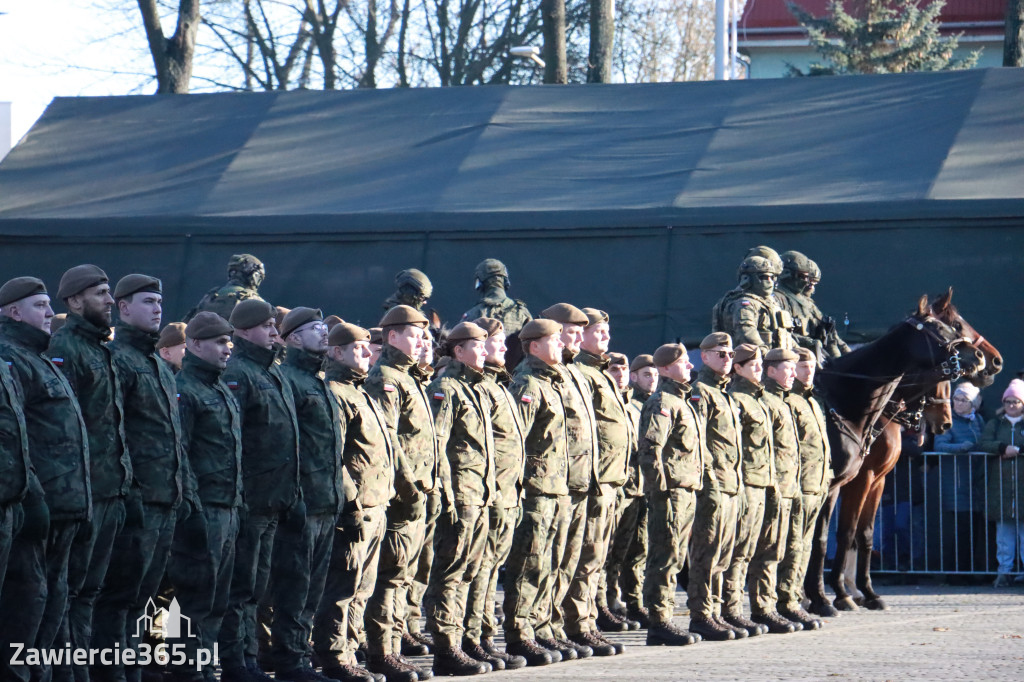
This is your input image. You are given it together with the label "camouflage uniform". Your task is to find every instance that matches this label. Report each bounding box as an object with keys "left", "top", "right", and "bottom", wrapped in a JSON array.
[
  {"left": 313, "top": 361, "right": 395, "bottom": 668},
  {"left": 185, "top": 255, "right": 265, "bottom": 322},
  {"left": 714, "top": 290, "right": 794, "bottom": 354},
  {"left": 461, "top": 294, "right": 532, "bottom": 337},
  {"left": 168, "top": 349, "right": 244, "bottom": 677},
  {"left": 688, "top": 367, "right": 743, "bottom": 622},
  {"left": 781, "top": 379, "right": 831, "bottom": 612},
  {"left": 219, "top": 336, "right": 302, "bottom": 672},
  {"left": 47, "top": 313, "right": 131, "bottom": 682},
  {"left": 0, "top": 349, "right": 32, "bottom": 603},
  {"left": 724, "top": 375, "right": 776, "bottom": 618},
  {"left": 502, "top": 355, "right": 569, "bottom": 644},
  {"left": 464, "top": 363, "right": 525, "bottom": 645},
  {"left": 0, "top": 317, "right": 90, "bottom": 682},
  {"left": 637, "top": 377, "right": 707, "bottom": 625}
]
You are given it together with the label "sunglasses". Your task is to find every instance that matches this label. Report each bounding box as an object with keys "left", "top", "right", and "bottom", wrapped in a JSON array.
[
  {"left": 1003, "top": 399, "right": 1023, "bottom": 407},
  {"left": 716, "top": 350, "right": 735, "bottom": 359}
]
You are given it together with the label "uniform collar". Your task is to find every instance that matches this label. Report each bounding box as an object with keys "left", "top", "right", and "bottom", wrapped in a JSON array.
[
  {"left": 629, "top": 382, "right": 652, "bottom": 403},
  {"left": 182, "top": 349, "right": 225, "bottom": 384},
  {"left": 232, "top": 335, "right": 277, "bottom": 369},
  {"left": 698, "top": 365, "right": 730, "bottom": 388},
  {"left": 731, "top": 374, "right": 764, "bottom": 396},
  {"left": 658, "top": 376, "right": 691, "bottom": 397},
  {"left": 449, "top": 359, "right": 484, "bottom": 384},
  {"left": 379, "top": 343, "right": 416, "bottom": 371},
  {"left": 65, "top": 312, "right": 112, "bottom": 343},
  {"left": 483, "top": 362, "right": 511, "bottom": 383},
  {"left": 478, "top": 286, "right": 508, "bottom": 305},
  {"left": 524, "top": 354, "right": 562, "bottom": 380},
  {"left": 763, "top": 376, "right": 788, "bottom": 397},
  {"left": 115, "top": 323, "right": 159, "bottom": 355},
  {"left": 326, "top": 360, "right": 366, "bottom": 386},
  {"left": 0, "top": 317, "right": 51, "bottom": 353},
  {"left": 794, "top": 379, "right": 815, "bottom": 398},
  {"left": 285, "top": 346, "right": 326, "bottom": 374},
  {"left": 575, "top": 349, "right": 608, "bottom": 369}
]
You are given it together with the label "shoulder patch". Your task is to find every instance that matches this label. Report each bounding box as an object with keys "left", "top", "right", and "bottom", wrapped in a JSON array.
[
  {"left": 383, "top": 383, "right": 396, "bottom": 392},
  {"left": 740, "top": 300, "right": 751, "bottom": 306},
  {"left": 521, "top": 395, "right": 533, "bottom": 404},
  {"left": 690, "top": 395, "right": 701, "bottom": 402},
  {"left": 227, "top": 381, "right": 239, "bottom": 390},
  {"left": 659, "top": 407, "right": 670, "bottom": 417},
  {"left": 51, "top": 357, "right": 64, "bottom": 366},
  {"left": 433, "top": 391, "right": 445, "bottom": 400}
]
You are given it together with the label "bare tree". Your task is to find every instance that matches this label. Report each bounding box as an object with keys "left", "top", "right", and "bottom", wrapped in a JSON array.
[
  {"left": 542, "top": 0, "right": 567, "bottom": 82},
  {"left": 587, "top": 0, "right": 613, "bottom": 82},
  {"left": 137, "top": 0, "right": 202, "bottom": 92},
  {"left": 1006, "top": 0, "right": 1024, "bottom": 67},
  {"left": 614, "top": 0, "right": 714, "bottom": 83}
]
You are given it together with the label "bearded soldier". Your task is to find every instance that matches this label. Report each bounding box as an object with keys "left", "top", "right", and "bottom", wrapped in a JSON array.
[
  {"left": 186, "top": 254, "right": 266, "bottom": 322},
  {"left": 460, "top": 259, "right": 532, "bottom": 336},
  {"left": 712, "top": 255, "right": 794, "bottom": 353}
]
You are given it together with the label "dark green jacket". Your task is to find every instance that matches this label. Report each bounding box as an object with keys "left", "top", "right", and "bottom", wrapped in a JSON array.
[
  {"left": 281, "top": 347, "right": 346, "bottom": 516},
  {"left": 0, "top": 318, "right": 91, "bottom": 521},
  {"left": 558, "top": 359, "right": 599, "bottom": 493},
  {"left": 575, "top": 349, "right": 630, "bottom": 488},
  {"left": 0, "top": 359, "right": 32, "bottom": 505},
  {"left": 728, "top": 375, "right": 776, "bottom": 489},
  {"left": 48, "top": 314, "right": 131, "bottom": 500},
  {"left": 224, "top": 336, "right": 301, "bottom": 514},
  {"left": 510, "top": 354, "right": 570, "bottom": 497},
  {"left": 787, "top": 380, "right": 832, "bottom": 495},
  {"left": 176, "top": 351, "right": 243, "bottom": 508},
  {"left": 621, "top": 386, "right": 644, "bottom": 498},
  {"left": 638, "top": 378, "right": 708, "bottom": 493},
  {"left": 979, "top": 415, "right": 1024, "bottom": 522},
  {"left": 326, "top": 362, "right": 395, "bottom": 510},
  {"left": 763, "top": 377, "right": 801, "bottom": 499},
  {"left": 693, "top": 366, "right": 743, "bottom": 494},
  {"left": 111, "top": 324, "right": 189, "bottom": 508},
  {"left": 479, "top": 364, "right": 526, "bottom": 509}
]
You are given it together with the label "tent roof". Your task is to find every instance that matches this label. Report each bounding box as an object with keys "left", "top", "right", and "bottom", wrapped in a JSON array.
[{"left": 1, "top": 68, "right": 1023, "bottom": 237}]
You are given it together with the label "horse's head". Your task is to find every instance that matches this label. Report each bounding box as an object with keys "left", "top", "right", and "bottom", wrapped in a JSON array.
[
  {"left": 923, "top": 380, "right": 952, "bottom": 435},
  {"left": 903, "top": 294, "right": 973, "bottom": 378},
  {"left": 928, "top": 288, "right": 1003, "bottom": 388}
]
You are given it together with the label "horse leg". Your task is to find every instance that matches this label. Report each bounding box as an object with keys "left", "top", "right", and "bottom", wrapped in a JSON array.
[
  {"left": 844, "top": 551, "right": 864, "bottom": 605},
  {"left": 805, "top": 487, "right": 840, "bottom": 617},
  {"left": 829, "top": 475, "right": 870, "bottom": 612},
  {"left": 856, "top": 476, "right": 889, "bottom": 610}
]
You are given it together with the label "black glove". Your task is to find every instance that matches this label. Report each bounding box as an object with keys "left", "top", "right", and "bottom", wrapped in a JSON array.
[
  {"left": 819, "top": 316, "right": 836, "bottom": 338},
  {"left": 18, "top": 489, "right": 50, "bottom": 541}
]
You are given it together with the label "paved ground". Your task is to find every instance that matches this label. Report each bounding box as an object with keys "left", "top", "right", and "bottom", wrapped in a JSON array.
[{"left": 408, "top": 584, "right": 1024, "bottom": 681}]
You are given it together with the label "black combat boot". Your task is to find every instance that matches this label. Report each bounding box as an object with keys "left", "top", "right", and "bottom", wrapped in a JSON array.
[
  {"left": 723, "top": 612, "right": 767, "bottom": 637},
  {"left": 592, "top": 631, "right": 625, "bottom": 655},
  {"left": 366, "top": 654, "right": 419, "bottom": 682},
  {"left": 595, "top": 606, "right": 630, "bottom": 632},
  {"left": 431, "top": 647, "right": 490, "bottom": 676},
  {"left": 688, "top": 614, "right": 735, "bottom": 641},
  {"left": 410, "top": 631, "right": 435, "bottom": 651},
  {"left": 321, "top": 662, "right": 384, "bottom": 682},
  {"left": 536, "top": 637, "right": 577, "bottom": 661},
  {"left": 504, "top": 640, "right": 553, "bottom": 667},
  {"left": 626, "top": 605, "right": 653, "bottom": 629},
  {"left": 401, "top": 632, "right": 430, "bottom": 656},
  {"left": 395, "top": 655, "right": 432, "bottom": 680},
  {"left": 646, "top": 621, "right": 700, "bottom": 646},
  {"left": 558, "top": 637, "right": 594, "bottom": 659},
  {"left": 461, "top": 639, "right": 506, "bottom": 671},
  {"left": 715, "top": 614, "right": 748, "bottom": 639},
  {"left": 751, "top": 611, "right": 799, "bottom": 634},
  {"left": 569, "top": 631, "right": 616, "bottom": 656},
  {"left": 779, "top": 606, "right": 823, "bottom": 631}
]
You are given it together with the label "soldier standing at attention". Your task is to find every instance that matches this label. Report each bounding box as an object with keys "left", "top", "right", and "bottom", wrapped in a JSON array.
[
  {"left": 218, "top": 299, "right": 302, "bottom": 682},
  {"left": 276, "top": 308, "right": 347, "bottom": 680},
  {"left": 638, "top": 343, "right": 703, "bottom": 648},
  {"left": 0, "top": 277, "right": 83, "bottom": 682},
  {"left": 628, "top": 355, "right": 658, "bottom": 407},
  {"left": 47, "top": 265, "right": 131, "bottom": 682},
  {"left": 156, "top": 322, "right": 188, "bottom": 371},
  {"left": 712, "top": 256, "right": 794, "bottom": 354},
  {"left": 462, "top": 318, "right": 528, "bottom": 672},
  {"left": 167, "top": 312, "right": 243, "bottom": 682},
  {"left": 314, "top": 322, "right": 395, "bottom": 682},
  {"left": 382, "top": 270, "right": 433, "bottom": 313},
  {"left": 460, "top": 260, "right": 532, "bottom": 336},
  {"left": 502, "top": 319, "right": 569, "bottom": 667},
  {"left": 363, "top": 305, "right": 438, "bottom": 682},
  {"left": 0, "top": 309, "right": 31, "bottom": 599},
  {"left": 368, "top": 328, "right": 383, "bottom": 367},
  {"left": 100, "top": 275, "right": 193, "bottom": 682},
  {"left": 186, "top": 254, "right": 267, "bottom": 322}
]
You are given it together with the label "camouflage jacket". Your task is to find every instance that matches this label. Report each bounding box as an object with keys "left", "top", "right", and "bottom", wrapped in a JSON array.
[
  {"left": 186, "top": 282, "right": 263, "bottom": 322},
  {"left": 637, "top": 377, "right": 708, "bottom": 493},
  {"left": 786, "top": 380, "right": 832, "bottom": 495},
  {"left": 0, "top": 359, "right": 32, "bottom": 506},
  {"left": 176, "top": 351, "right": 243, "bottom": 508},
  {"left": 557, "top": 360, "right": 599, "bottom": 493},
  {"left": 461, "top": 289, "right": 532, "bottom": 336},
  {"left": 727, "top": 375, "right": 776, "bottom": 489},
  {"left": 224, "top": 336, "right": 301, "bottom": 514},
  {"left": 0, "top": 318, "right": 91, "bottom": 521},
  {"left": 621, "top": 386, "right": 644, "bottom": 498},
  {"left": 326, "top": 362, "right": 395, "bottom": 511},
  {"left": 111, "top": 324, "right": 189, "bottom": 508},
  {"left": 48, "top": 314, "right": 131, "bottom": 501},
  {"left": 574, "top": 349, "right": 630, "bottom": 488},
  {"left": 509, "top": 354, "right": 570, "bottom": 497},
  {"left": 762, "top": 377, "right": 802, "bottom": 499},
  {"left": 775, "top": 287, "right": 850, "bottom": 360},
  {"left": 713, "top": 289, "right": 794, "bottom": 353},
  {"left": 428, "top": 360, "right": 497, "bottom": 508},
  {"left": 281, "top": 347, "right": 346, "bottom": 516},
  {"left": 479, "top": 363, "right": 526, "bottom": 508},
  {"left": 692, "top": 366, "right": 742, "bottom": 494}
]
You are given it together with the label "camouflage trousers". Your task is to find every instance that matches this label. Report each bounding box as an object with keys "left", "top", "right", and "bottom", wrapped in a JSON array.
[
  {"left": 778, "top": 492, "right": 822, "bottom": 611},
  {"left": 642, "top": 487, "right": 697, "bottom": 626},
  {"left": 687, "top": 487, "right": 738, "bottom": 620},
  {"left": 533, "top": 490, "right": 587, "bottom": 640},
  {"left": 0, "top": 501, "right": 14, "bottom": 594},
  {"left": 749, "top": 490, "right": 792, "bottom": 615},
  {"left": 405, "top": 490, "right": 441, "bottom": 636},
  {"left": 464, "top": 504, "right": 518, "bottom": 644},
  {"left": 166, "top": 505, "right": 240, "bottom": 676},
  {"left": 365, "top": 493, "right": 426, "bottom": 656},
  {"left": 502, "top": 495, "right": 562, "bottom": 644},
  {"left": 565, "top": 485, "right": 617, "bottom": 636},
  {"left": 601, "top": 492, "right": 647, "bottom": 612},
  {"left": 425, "top": 504, "right": 489, "bottom": 648},
  {"left": 723, "top": 485, "right": 768, "bottom": 617},
  {"left": 313, "top": 505, "right": 387, "bottom": 667}
]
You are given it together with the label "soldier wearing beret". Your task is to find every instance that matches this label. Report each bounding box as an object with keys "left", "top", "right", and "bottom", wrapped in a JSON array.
[
  {"left": 185, "top": 254, "right": 267, "bottom": 323},
  {"left": 165, "top": 312, "right": 243, "bottom": 680},
  {"left": 368, "top": 328, "right": 383, "bottom": 367},
  {"left": 711, "top": 253, "right": 794, "bottom": 354},
  {"left": 218, "top": 299, "right": 302, "bottom": 681},
  {"left": 502, "top": 319, "right": 568, "bottom": 667},
  {"left": 460, "top": 259, "right": 532, "bottom": 336},
  {"left": 362, "top": 305, "right": 439, "bottom": 682},
  {"left": 0, "top": 277, "right": 90, "bottom": 682},
  {"left": 0, "top": 310, "right": 30, "bottom": 608},
  {"left": 637, "top": 343, "right": 703, "bottom": 647},
  {"left": 156, "top": 322, "right": 188, "bottom": 372},
  {"left": 687, "top": 332, "right": 746, "bottom": 642},
  {"left": 382, "top": 269, "right": 433, "bottom": 313},
  {"left": 462, "top": 318, "right": 528, "bottom": 671},
  {"left": 628, "top": 355, "right": 658, "bottom": 408}
]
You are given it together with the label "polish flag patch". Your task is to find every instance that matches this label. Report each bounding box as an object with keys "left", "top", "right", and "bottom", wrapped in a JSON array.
[
  {"left": 433, "top": 392, "right": 445, "bottom": 400},
  {"left": 690, "top": 396, "right": 701, "bottom": 403},
  {"left": 383, "top": 384, "right": 396, "bottom": 392},
  {"left": 660, "top": 408, "right": 670, "bottom": 417},
  {"left": 227, "top": 381, "right": 239, "bottom": 390},
  {"left": 521, "top": 395, "right": 533, "bottom": 404},
  {"left": 740, "top": 300, "right": 751, "bottom": 306},
  {"left": 51, "top": 357, "right": 64, "bottom": 367}
]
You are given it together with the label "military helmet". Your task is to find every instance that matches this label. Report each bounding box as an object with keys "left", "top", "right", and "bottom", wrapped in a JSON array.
[
  {"left": 746, "top": 246, "right": 783, "bottom": 275},
  {"left": 395, "top": 268, "right": 433, "bottom": 298},
  {"left": 808, "top": 259, "right": 822, "bottom": 281},
  {"left": 227, "top": 254, "right": 265, "bottom": 284},
  {"left": 781, "top": 250, "right": 812, "bottom": 276},
  {"left": 738, "top": 255, "right": 775, "bottom": 275},
  {"left": 474, "top": 258, "right": 508, "bottom": 284}
]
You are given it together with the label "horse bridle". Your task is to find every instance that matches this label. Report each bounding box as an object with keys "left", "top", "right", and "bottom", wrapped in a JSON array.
[{"left": 903, "top": 314, "right": 970, "bottom": 381}]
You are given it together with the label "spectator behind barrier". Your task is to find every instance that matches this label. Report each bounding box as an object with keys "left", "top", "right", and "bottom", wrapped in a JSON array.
[{"left": 980, "top": 379, "right": 1024, "bottom": 587}]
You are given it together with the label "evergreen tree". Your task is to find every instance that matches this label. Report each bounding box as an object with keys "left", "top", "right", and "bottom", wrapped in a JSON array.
[{"left": 785, "top": 0, "right": 979, "bottom": 76}]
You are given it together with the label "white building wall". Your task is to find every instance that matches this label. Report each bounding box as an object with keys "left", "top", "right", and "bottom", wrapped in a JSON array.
[{"left": 0, "top": 103, "right": 11, "bottom": 162}]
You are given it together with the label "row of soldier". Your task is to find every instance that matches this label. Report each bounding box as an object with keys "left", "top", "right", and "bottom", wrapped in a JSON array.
[{"left": 0, "top": 248, "right": 838, "bottom": 682}]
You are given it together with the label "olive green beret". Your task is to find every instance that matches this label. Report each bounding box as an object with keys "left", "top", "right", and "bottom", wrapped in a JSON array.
[
  {"left": 280, "top": 307, "right": 323, "bottom": 339},
  {"left": 396, "top": 268, "right": 432, "bottom": 296},
  {"left": 380, "top": 305, "right": 429, "bottom": 329},
  {"left": 700, "top": 332, "right": 733, "bottom": 350},
  {"left": 50, "top": 313, "right": 68, "bottom": 334},
  {"left": 156, "top": 322, "right": 187, "bottom": 349},
  {"left": 229, "top": 299, "right": 275, "bottom": 330},
  {"left": 329, "top": 322, "right": 370, "bottom": 347},
  {"left": 581, "top": 307, "right": 609, "bottom": 326},
  {"left": 274, "top": 306, "right": 290, "bottom": 329},
  {"left": 795, "top": 347, "right": 816, "bottom": 362},
  {"left": 629, "top": 354, "right": 655, "bottom": 372},
  {"left": 540, "top": 303, "right": 589, "bottom": 326},
  {"left": 324, "top": 315, "right": 344, "bottom": 331},
  {"left": 519, "top": 319, "right": 563, "bottom": 342},
  {"left": 765, "top": 347, "right": 800, "bottom": 364},
  {"left": 57, "top": 264, "right": 107, "bottom": 300},
  {"left": 733, "top": 343, "right": 760, "bottom": 365},
  {"left": 475, "top": 259, "right": 508, "bottom": 282},
  {"left": 473, "top": 317, "right": 504, "bottom": 338},
  {"left": 448, "top": 322, "right": 488, "bottom": 345},
  {"left": 185, "top": 312, "right": 233, "bottom": 340},
  {"left": 607, "top": 352, "right": 628, "bottom": 368},
  {"left": 369, "top": 327, "right": 383, "bottom": 345},
  {"left": 113, "top": 274, "right": 162, "bottom": 300},
  {"left": 0, "top": 276, "right": 47, "bottom": 307},
  {"left": 653, "top": 343, "right": 686, "bottom": 368}
]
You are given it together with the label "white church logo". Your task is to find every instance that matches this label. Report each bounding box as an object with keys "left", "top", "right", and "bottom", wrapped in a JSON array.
[{"left": 133, "top": 597, "right": 196, "bottom": 639}]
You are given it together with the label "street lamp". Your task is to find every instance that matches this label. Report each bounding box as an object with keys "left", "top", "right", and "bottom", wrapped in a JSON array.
[{"left": 510, "top": 45, "right": 545, "bottom": 68}]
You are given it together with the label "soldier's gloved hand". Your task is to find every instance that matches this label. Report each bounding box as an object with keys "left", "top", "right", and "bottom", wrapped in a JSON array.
[
  {"left": 18, "top": 489, "right": 50, "bottom": 541},
  {"left": 820, "top": 316, "right": 836, "bottom": 337}
]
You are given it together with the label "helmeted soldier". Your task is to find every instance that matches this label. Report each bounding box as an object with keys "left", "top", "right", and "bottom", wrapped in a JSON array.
[
  {"left": 746, "top": 245, "right": 783, "bottom": 276},
  {"left": 712, "top": 255, "right": 794, "bottom": 353},
  {"left": 777, "top": 251, "right": 849, "bottom": 362},
  {"left": 461, "top": 259, "right": 532, "bottom": 336},
  {"left": 382, "top": 269, "right": 433, "bottom": 313},
  {"left": 185, "top": 254, "right": 266, "bottom": 322}
]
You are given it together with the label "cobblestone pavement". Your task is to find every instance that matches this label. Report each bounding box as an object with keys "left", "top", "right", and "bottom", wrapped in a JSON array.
[{"left": 404, "top": 583, "right": 1024, "bottom": 681}]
